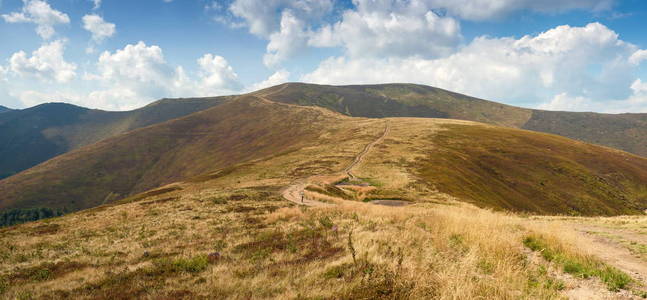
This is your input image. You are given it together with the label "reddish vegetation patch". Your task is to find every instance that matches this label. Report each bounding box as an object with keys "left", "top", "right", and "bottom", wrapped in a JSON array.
[{"left": 417, "top": 124, "right": 647, "bottom": 216}]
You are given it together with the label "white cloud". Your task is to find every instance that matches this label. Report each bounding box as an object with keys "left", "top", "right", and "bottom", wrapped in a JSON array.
[
  {"left": 247, "top": 69, "right": 290, "bottom": 92},
  {"left": 629, "top": 49, "right": 647, "bottom": 65},
  {"left": 196, "top": 53, "right": 243, "bottom": 94},
  {"left": 537, "top": 79, "right": 647, "bottom": 113},
  {"left": 0, "top": 66, "right": 6, "bottom": 81},
  {"left": 80, "top": 42, "right": 242, "bottom": 110},
  {"left": 9, "top": 40, "right": 77, "bottom": 83},
  {"left": 2, "top": 0, "right": 70, "bottom": 39},
  {"left": 310, "top": 0, "right": 461, "bottom": 59},
  {"left": 227, "top": 0, "right": 334, "bottom": 67},
  {"left": 93, "top": 41, "right": 172, "bottom": 86},
  {"left": 82, "top": 14, "right": 116, "bottom": 43},
  {"left": 538, "top": 93, "right": 590, "bottom": 111},
  {"left": 229, "top": 0, "right": 333, "bottom": 37},
  {"left": 224, "top": 0, "right": 616, "bottom": 68},
  {"left": 303, "top": 23, "right": 644, "bottom": 112},
  {"left": 264, "top": 10, "right": 309, "bottom": 67}
]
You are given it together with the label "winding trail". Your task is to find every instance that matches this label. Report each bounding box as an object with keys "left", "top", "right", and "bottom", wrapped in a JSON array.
[
  {"left": 282, "top": 120, "right": 390, "bottom": 207},
  {"left": 344, "top": 121, "right": 390, "bottom": 179}
]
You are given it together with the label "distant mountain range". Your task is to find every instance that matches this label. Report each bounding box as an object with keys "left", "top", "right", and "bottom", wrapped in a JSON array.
[
  {"left": 0, "top": 97, "right": 228, "bottom": 179},
  {"left": 0, "top": 105, "right": 11, "bottom": 113}
]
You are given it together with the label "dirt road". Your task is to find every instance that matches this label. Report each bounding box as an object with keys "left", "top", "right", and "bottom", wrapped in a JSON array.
[{"left": 282, "top": 120, "right": 390, "bottom": 207}]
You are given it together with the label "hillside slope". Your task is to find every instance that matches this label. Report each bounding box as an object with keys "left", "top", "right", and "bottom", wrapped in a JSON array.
[
  {"left": 1, "top": 94, "right": 646, "bottom": 216},
  {"left": 0, "top": 97, "right": 226, "bottom": 179},
  {"left": 0, "top": 96, "right": 378, "bottom": 212},
  {"left": 256, "top": 83, "right": 647, "bottom": 157},
  {"left": 0, "top": 105, "right": 10, "bottom": 113}
]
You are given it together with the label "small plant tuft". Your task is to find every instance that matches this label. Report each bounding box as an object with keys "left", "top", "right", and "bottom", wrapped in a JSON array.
[{"left": 348, "top": 229, "right": 357, "bottom": 265}]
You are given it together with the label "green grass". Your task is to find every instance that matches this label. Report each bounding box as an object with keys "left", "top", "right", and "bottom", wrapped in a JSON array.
[
  {"left": 157, "top": 255, "right": 209, "bottom": 273},
  {"left": 524, "top": 235, "right": 632, "bottom": 291}
]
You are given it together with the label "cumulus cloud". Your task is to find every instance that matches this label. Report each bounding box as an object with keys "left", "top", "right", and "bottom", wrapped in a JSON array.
[
  {"left": 310, "top": 0, "right": 461, "bottom": 59},
  {"left": 229, "top": 0, "right": 333, "bottom": 37},
  {"left": 629, "top": 49, "right": 647, "bottom": 65},
  {"left": 196, "top": 53, "right": 243, "bottom": 94},
  {"left": 247, "top": 69, "right": 290, "bottom": 92},
  {"left": 538, "top": 79, "right": 647, "bottom": 113},
  {"left": 2, "top": 0, "right": 70, "bottom": 39},
  {"left": 223, "top": 0, "right": 617, "bottom": 68},
  {"left": 226, "top": 0, "right": 334, "bottom": 67},
  {"left": 0, "top": 66, "right": 6, "bottom": 81},
  {"left": 264, "top": 10, "right": 309, "bottom": 67},
  {"left": 82, "top": 14, "right": 116, "bottom": 43},
  {"left": 9, "top": 39, "right": 77, "bottom": 83},
  {"left": 81, "top": 42, "right": 242, "bottom": 110},
  {"left": 303, "top": 23, "right": 644, "bottom": 112}
]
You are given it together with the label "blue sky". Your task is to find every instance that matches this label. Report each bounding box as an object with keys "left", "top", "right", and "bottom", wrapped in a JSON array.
[{"left": 1, "top": 0, "right": 646, "bottom": 112}]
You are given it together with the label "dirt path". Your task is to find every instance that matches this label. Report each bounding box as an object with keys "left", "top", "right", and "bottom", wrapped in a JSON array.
[
  {"left": 569, "top": 223, "right": 647, "bottom": 286},
  {"left": 281, "top": 183, "right": 333, "bottom": 207},
  {"left": 344, "top": 120, "right": 390, "bottom": 179},
  {"left": 281, "top": 121, "right": 390, "bottom": 207}
]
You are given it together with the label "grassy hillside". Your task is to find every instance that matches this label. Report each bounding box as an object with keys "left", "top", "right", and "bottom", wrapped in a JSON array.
[
  {"left": 345, "top": 118, "right": 647, "bottom": 216},
  {"left": 0, "top": 97, "right": 226, "bottom": 179},
  {"left": 0, "top": 96, "right": 380, "bottom": 212},
  {"left": 417, "top": 124, "right": 647, "bottom": 215},
  {"left": 257, "top": 83, "right": 647, "bottom": 157},
  {"left": 522, "top": 110, "right": 647, "bottom": 159},
  {"left": 2, "top": 93, "right": 646, "bottom": 217},
  {"left": 1, "top": 115, "right": 645, "bottom": 297}
]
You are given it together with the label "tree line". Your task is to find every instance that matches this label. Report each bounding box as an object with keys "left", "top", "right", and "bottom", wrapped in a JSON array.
[{"left": 0, "top": 207, "right": 65, "bottom": 227}]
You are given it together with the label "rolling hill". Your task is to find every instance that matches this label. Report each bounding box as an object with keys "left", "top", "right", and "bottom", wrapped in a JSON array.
[
  {"left": 2, "top": 82, "right": 644, "bottom": 182},
  {"left": 0, "top": 97, "right": 227, "bottom": 179},
  {"left": 0, "top": 96, "right": 371, "bottom": 212},
  {"left": 1, "top": 94, "right": 646, "bottom": 217},
  {"left": 2, "top": 92, "right": 647, "bottom": 298},
  {"left": 256, "top": 83, "right": 647, "bottom": 157}
]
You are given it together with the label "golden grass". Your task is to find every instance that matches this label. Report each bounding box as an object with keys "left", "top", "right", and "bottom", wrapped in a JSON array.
[
  {"left": 2, "top": 109, "right": 646, "bottom": 298},
  {"left": 2, "top": 182, "right": 640, "bottom": 298}
]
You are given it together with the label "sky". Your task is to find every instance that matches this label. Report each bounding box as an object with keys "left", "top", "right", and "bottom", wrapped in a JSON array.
[{"left": 0, "top": 0, "right": 646, "bottom": 113}]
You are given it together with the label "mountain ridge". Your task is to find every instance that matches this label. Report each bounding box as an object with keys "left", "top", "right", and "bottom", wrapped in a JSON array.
[
  {"left": 1, "top": 93, "right": 646, "bottom": 217},
  {"left": 254, "top": 82, "right": 647, "bottom": 157},
  {"left": 0, "top": 97, "right": 229, "bottom": 179}
]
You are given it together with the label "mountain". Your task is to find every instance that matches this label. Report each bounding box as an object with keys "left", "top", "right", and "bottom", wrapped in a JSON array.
[
  {"left": 0, "top": 97, "right": 227, "bottom": 179},
  {"left": 1, "top": 86, "right": 646, "bottom": 299},
  {"left": 1, "top": 94, "right": 646, "bottom": 216},
  {"left": 0, "top": 96, "right": 356, "bottom": 212},
  {"left": 2, "top": 82, "right": 645, "bottom": 181},
  {"left": 0, "top": 105, "right": 10, "bottom": 113},
  {"left": 255, "top": 83, "right": 647, "bottom": 157}
]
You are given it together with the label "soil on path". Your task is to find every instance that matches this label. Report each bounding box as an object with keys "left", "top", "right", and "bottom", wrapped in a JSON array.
[
  {"left": 281, "top": 120, "right": 390, "bottom": 207},
  {"left": 569, "top": 223, "right": 647, "bottom": 286}
]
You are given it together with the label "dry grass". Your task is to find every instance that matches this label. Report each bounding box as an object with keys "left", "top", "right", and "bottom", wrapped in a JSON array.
[
  {"left": 2, "top": 105, "right": 646, "bottom": 298},
  {"left": 2, "top": 182, "right": 641, "bottom": 298}
]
